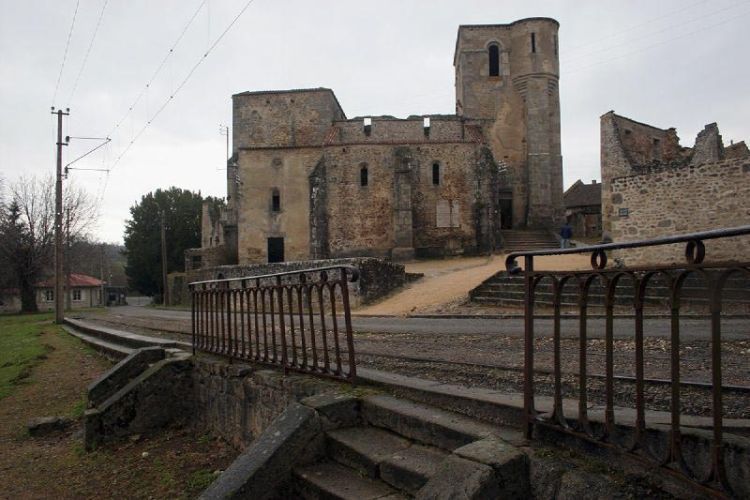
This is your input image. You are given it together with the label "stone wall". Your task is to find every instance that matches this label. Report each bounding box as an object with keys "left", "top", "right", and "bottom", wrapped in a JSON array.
[
  {"left": 192, "top": 359, "right": 336, "bottom": 448},
  {"left": 232, "top": 88, "right": 345, "bottom": 150},
  {"left": 609, "top": 158, "right": 750, "bottom": 265},
  {"left": 170, "top": 257, "right": 409, "bottom": 307},
  {"left": 321, "top": 142, "right": 496, "bottom": 259}
]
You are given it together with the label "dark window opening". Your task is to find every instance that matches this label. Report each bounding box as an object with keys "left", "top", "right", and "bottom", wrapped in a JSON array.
[
  {"left": 360, "top": 166, "right": 368, "bottom": 187},
  {"left": 267, "top": 237, "right": 284, "bottom": 263},
  {"left": 271, "top": 189, "right": 281, "bottom": 212},
  {"left": 554, "top": 35, "right": 558, "bottom": 55},
  {"left": 531, "top": 33, "right": 536, "bottom": 53},
  {"left": 191, "top": 255, "right": 202, "bottom": 269},
  {"left": 488, "top": 44, "right": 500, "bottom": 76},
  {"left": 432, "top": 163, "right": 440, "bottom": 185}
]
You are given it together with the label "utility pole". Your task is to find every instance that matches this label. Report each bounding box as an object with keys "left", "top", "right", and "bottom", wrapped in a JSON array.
[
  {"left": 160, "top": 211, "right": 170, "bottom": 306},
  {"left": 65, "top": 208, "right": 71, "bottom": 311},
  {"left": 100, "top": 244, "right": 105, "bottom": 307},
  {"left": 52, "top": 107, "right": 69, "bottom": 324}
]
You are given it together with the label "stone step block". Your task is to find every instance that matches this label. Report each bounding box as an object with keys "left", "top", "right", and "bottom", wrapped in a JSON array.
[
  {"left": 293, "top": 461, "right": 405, "bottom": 500},
  {"left": 379, "top": 443, "right": 449, "bottom": 495},
  {"left": 326, "top": 426, "right": 410, "bottom": 478},
  {"left": 362, "top": 394, "right": 524, "bottom": 451}
]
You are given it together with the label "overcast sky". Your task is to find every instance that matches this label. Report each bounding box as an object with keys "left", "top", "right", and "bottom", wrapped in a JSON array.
[{"left": 1, "top": 0, "right": 749, "bottom": 243}]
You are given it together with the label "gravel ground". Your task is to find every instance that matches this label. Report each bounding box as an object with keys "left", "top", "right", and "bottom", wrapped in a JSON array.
[{"left": 77, "top": 311, "right": 750, "bottom": 420}]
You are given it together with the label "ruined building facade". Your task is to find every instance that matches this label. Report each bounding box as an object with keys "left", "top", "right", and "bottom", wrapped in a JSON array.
[
  {"left": 601, "top": 111, "right": 750, "bottom": 264},
  {"left": 190, "top": 18, "right": 563, "bottom": 267}
]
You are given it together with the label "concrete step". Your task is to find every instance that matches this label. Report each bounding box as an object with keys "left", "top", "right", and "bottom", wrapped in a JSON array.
[
  {"left": 64, "top": 317, "right": 190, "bottom": 350},
  {"left": 326, "top": 427, "right": 448, "bottom": 494},
  {"left": 362, "top": 394, "right": 525, "bottom": 451},
  {"left": 293, "top": 461, "right": 406, "bottom": 500},
  {"left": 380, "top": 443, "right": 449, "bottom": 495},
  {"left": 62, "top": 325, "right": 133, "bottom": 361},
  {"left": 327, "top": 427, "right": 411, "bottom": 478}
]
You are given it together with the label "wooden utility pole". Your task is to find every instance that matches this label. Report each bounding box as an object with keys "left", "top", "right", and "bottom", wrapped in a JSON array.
[
  {"left": 65, "top": 208, "right": 71, "bottom": 311},
  {"left": 52, "top": 107, "right": 69, "bottom": 324},
  {"left": 100, "top": 244, "right": 105, "bottom": 307},
  {"left": 160, "top": 211, "right": 170, "bottom": 306}
]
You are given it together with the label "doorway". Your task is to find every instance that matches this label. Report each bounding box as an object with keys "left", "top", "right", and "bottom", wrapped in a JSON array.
[
  {"left": 499, "top": 190, "right": 513, "bottom": 229},
  {"left": 267, "top": 237, "right": 285, "bottom": 263}
]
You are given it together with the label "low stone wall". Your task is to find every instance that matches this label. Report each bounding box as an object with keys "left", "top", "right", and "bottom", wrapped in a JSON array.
[
  {"left": 608, "top": 157, "right": 750, "bottom": 266},
  {"left": 191, "top": 358, "right": 341, "bottom": 449},
  {"left": 168, "top": 257, "right": 407, "bottom": 307}
]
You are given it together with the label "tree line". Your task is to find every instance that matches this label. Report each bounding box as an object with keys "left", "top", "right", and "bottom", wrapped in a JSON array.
[{"left": 1, "top": 175, "right": 213, "bottom": 311}]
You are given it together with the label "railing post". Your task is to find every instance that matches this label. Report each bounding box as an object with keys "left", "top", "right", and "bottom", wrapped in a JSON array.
[
  {"left": 190, "top": 284, "right": 196, "bottom": 356},
  {"left": 523, "top": 255, "right": 535, "bottom": 439},
  {"left": 277, "top": 275, "right": 288, "bottom": 373},
  {"left": 341, "top": 268, "right": 357, "bottom": 381}
]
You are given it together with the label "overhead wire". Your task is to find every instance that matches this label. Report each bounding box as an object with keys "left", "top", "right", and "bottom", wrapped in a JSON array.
[
  {"left": 567, "top": 4, "right": 750, "bottom": 75},
  {"left": 52, "top": 0, "right": 81, "bottom": 106},
  {"left": 108, "top": 0, "right": 257, "bottom": 172},
  {"left": 106, "top": 0, "right": 208, "bottom": 139},
  {"left": 67, "top": 0, "right": 109, "bottom": 106},
  {"left": 563, "top": 0, "right": 750, "bottom": 65},
  {"left": 563, "top": 0, "right": 707, "bottom": 54}
]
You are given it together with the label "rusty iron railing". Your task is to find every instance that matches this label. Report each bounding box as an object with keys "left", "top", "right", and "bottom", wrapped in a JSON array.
[
  {"left": 505, "top": 225, "right": 750, "bottom": 497},
  {"left": 189, "top": 266, "right": 359, "bottom": 381}
]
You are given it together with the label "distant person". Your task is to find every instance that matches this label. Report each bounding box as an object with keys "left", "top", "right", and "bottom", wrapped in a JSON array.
[{"left": 560, "top": 221, "right": 573, "bottom": 249}]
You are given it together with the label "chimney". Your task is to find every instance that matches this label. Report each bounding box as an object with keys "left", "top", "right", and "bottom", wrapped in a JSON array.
[{"left": 592, "top": 180, "right": 597, "bottom": 184}]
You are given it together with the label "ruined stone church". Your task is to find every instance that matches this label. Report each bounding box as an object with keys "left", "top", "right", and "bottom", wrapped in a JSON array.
[{"left": 189, "top": 18, "right": 563, "bottom": 267}]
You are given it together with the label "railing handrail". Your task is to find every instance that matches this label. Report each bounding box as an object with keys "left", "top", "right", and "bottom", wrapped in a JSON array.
[
  {"left": 505, "top": 224, "right": 750, "bottom": 264},
  {"left": 188, "top": 264, "right": 360, "bottom": 288}
]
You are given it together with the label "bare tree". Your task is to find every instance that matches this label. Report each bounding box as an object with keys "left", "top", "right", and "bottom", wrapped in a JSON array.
[{"left": 0, "top": 175, "right": 99, "bottom": 312}]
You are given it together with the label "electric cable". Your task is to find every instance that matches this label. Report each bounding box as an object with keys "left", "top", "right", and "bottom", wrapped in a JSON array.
[
  {"left": 52, "top": 0, "right": 81, "bottom": 106},
  {"left": 109, "top": 0, "right": 257, "bottom": 172},
  {"left": 67, "top": 0, "right": 109, "bottom": 106}
]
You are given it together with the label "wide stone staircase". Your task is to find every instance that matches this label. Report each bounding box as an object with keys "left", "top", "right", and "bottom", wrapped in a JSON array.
[
  {"left": 499, "top": 229, "right": 559, "bottom": 252},
  {"left": 470, "top": 269, "right": 750, "bottom": 312}
]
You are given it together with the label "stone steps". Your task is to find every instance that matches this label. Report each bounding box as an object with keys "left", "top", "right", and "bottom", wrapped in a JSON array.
[
  {"left": 500, "top": 230, "right": 559, "bottom": 252},
  {"left": 62, "top": 325, "right": 134, "bottom": 361},
  {"left": 469, "top": 269, "right": 750, "bottom": 309},
  {"left": 291, "top": 395, "right": 529, "bottom": 499}
]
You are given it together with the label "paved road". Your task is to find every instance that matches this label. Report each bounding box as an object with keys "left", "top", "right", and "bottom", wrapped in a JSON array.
[{"left": 102, "top": 305, "right": 750, "bottom": 341}]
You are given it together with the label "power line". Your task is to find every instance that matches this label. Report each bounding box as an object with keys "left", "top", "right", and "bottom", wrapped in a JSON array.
[
  {"left": 563, "top": 0, "right": 750, "bottom": 64},
  {"left": 107, "top": 0, "right": 207, "bottom": 138},
  {"left": 109, "top": 0, "right": 257, "bottom": 172},
  {"left": 52, "top": 0, "right": 81, "bottom": 106},
  {"left": 567, "top": 5, "right": 750, "bottom": 75},
  {"left": 563, "top": 0, "right": 707, "bottom": 55},
  {"left": 68, "top": 0, "right": 109, "bottom": 106}
]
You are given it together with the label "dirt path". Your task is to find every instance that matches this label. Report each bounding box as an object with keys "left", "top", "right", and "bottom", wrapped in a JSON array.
[
  {"left": 355, "top": 254, "right": 591, "bottom": 316},
  {"left": 0, "top": 322, "right": 235, "bottom": 499}
]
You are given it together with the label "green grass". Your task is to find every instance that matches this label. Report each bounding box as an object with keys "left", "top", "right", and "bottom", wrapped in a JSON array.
[
  {"left": 186, "top": 469, "right": 215, "bottom": 492},
  {"left": 0, "top": 312, "right": 55, "bottom": 400}
]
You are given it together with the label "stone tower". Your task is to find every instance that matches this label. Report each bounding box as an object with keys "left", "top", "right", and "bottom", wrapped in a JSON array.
[{"left": 454, "top": 18, "right": 563, "bottom": 229}]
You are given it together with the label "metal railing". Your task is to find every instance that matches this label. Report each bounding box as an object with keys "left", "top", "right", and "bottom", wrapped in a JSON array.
[
  {"left": 189, "top": 265, "right": 359, "bottom": 381},
  {"left": 506, "top": 225, "right": 750, "bottom": 497}
]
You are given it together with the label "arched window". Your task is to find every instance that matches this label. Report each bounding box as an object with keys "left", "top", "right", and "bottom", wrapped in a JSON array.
[
  {"left": 360, "top": 166, "right": 368, "bottom": 187},
  {"left": 432, "top": 162, "right": 441, "bottom": 185},
  {"left": 488, "top": 44, "right": 500, "bottom": 77},
  {"left": 271, "top": 188, "right": 281, "bottom": 212}
]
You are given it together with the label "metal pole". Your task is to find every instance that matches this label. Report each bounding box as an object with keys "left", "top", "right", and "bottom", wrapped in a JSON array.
[
  {"left": 52, "top": 107, "right": 69, "bottom": 324},
  {"left": 161, "top": 210, "right": 170, "bottom": 305}
]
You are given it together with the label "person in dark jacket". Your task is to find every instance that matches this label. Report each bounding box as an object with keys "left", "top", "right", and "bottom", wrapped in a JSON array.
[{"left": 560, "top": 221, "right": 573, "bottom": 249}]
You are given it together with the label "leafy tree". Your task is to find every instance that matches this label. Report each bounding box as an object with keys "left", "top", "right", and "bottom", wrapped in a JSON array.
[{"left": 123, "top": 187, "right": 209, "bottom": 299}]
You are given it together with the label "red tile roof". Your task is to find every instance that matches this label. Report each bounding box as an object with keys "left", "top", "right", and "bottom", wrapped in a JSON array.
[{"left": 36, "top": 273, "right": 104, "bottom": 288}]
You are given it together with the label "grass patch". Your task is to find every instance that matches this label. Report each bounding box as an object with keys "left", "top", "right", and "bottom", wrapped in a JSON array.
[
  {"left": 186, "top": 469, "right": 216, "bottom": 492},
  {"left": 0, "top": 312, "right": 55, "bottom": 400}
]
